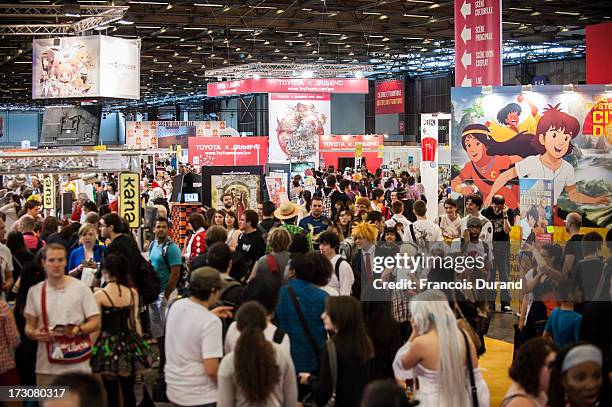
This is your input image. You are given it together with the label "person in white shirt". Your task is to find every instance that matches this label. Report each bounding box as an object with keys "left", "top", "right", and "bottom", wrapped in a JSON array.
[
  {"left": 385, "top": 200, "right": 411, "bottom": 240},
  {"left": 23, "top": 243, "right": 101, "bottom": 386},
  {"left": 164, "top": 267, "right": 232, "bottom": 407},
  {"left": 403, "top": 200, "right": 442, "bottom": 247},
  {"left": 460, "top": 194, "right": 493, "bottom": 243},
  {"left": 435, "top": 198, "right": 461, "bottom": 240},
  {"left": 318, "top": 231, "right": 355, "bottom": 296}
]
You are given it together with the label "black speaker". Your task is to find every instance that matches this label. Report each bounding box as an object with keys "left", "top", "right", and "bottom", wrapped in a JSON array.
[
  {"left": 61, "top": 192, "right": 73, "bottom": 218},
  {"left": 143, "top": 206, "right": 158, "bottom": 229},
  {"left": 170, "top": 173, "right": 202, "bottom": 203}
]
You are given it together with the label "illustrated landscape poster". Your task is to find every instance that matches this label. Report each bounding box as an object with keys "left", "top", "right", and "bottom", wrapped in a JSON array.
[
  {"left": 202, "top": 166, "right": 263, "bottom": 215},
  {"left": 451, "top": 85, "right": 612, "bottom": 228}
]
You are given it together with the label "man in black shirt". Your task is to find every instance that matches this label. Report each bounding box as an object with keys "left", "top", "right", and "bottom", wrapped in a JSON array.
[
  {"left": 257, "top": 201, "right": 279, "bottom": 241},
  {"left": 481, "top": 195, "right": 514, "bottom": 312},
  {"left": 101, "top": 213, "right": 142, "bottom": 285},
  {"left": 396, "top": 187, "right": 416, "bottom": 222},
  {"left": 562, "top": 212, "right": 584, "bottom": 279},
  {"left": 236, "top": 210, "right": 266, "bottom": 277}
]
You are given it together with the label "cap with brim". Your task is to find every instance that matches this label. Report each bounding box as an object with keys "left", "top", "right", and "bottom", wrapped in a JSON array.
[
  {"left": 467, "top": 217, "right": 485, "bottom": 228},
  {"left": 274, "top": 201, "right": 300, "bottom": 220},
  {"left": 190, "top": 266, "right": 223, "bottom": 291}
]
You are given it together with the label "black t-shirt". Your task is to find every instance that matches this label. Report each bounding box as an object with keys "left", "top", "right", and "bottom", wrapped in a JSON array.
[
  {"left": 259, "top": 218, "right": 278, "bottom": 233},
  {"left": 236, "top": 231, "right": 266, "bottom": 264},
  {"left": 401, "top": 199, "right": 416, "bottom": 222},
  {"left": 564, "top": 234, "right": 584, "bottom": 278},
  {"left": 481, "top": 207, "right": 515, "bottom": 241}
]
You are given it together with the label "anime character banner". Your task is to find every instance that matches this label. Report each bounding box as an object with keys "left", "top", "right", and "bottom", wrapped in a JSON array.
[
  {"left": 268, "top": 93, "right": 330, "bottom": 164},
  {"left": 519, "top": 179, "right": 554, "bottom": 243},
  {"left": 32, "top": 35, "right": 140, "bottom": 100},
  {"left": 451, "top": 85, "right": 612, "bottom": 227}
]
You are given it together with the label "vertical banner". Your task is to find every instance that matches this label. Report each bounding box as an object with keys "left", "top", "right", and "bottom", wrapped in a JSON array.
[
  {"left": 375, "top": 80, "right": 405, "bottom": 115},
  {"left": 586, "top": 22, "right": 612, "bottom": 84},
  {"left": 519, "top": 179, "right": 554, "bottom": 243},
  {"left": 265, "top": 175, "right": 289, "bottom": 207},
  {"left": 119, "top": 172, "right": 141, "bottom": 228},
  {"left": 42, "top": 177, "right": 55, "bottom": 210},
  {"left": 420, "top": 114, "right": 439, "bottom": 221},
  {"left": 268, "top": 93, "right": 330, "bottom": 163},
  {"left": 355, "top": 142, "right": 363, "bottom": 170},
  {"left": 454, "top": 0, "right": 502, "bottom": 87}
]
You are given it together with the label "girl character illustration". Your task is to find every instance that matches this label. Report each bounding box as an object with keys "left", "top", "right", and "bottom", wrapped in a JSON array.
[
  {"left": 39, "top": 50, "right": 56, "bottom": 98},
  {"left": 484, "top": 104, "right": 609, "bottom": 212},
  {"left": 451, "top": 124, "right": 535, "bottom": 209},
  {"left": 486, "top": 93, "right": 541, "bottom": 142}
]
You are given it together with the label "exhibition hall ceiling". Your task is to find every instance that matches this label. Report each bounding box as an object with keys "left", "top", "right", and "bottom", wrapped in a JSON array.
[{"left": 0, "top": 0, "right": 609, "bottom": 105}]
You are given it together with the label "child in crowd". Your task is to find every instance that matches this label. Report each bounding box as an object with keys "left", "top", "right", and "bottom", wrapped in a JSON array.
[{"left": 543, "top": 280, "right": 582, "bottom": 347}]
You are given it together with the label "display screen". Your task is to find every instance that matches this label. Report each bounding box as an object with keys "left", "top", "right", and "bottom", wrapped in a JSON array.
[
  {"left": 41, "top": 105, "right": 101, "bottom": 146},
  {"left": 184, "top": 193, "right": 199, "bottom": 203}
]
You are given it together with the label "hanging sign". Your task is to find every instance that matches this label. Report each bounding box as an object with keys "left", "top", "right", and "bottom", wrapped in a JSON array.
[
  {"left": 119, "top": 172, "right": 140, "bottom": 228},
  {"left": 454, "top": 0, "right": 502, "bottom": 87},
  {"left": 43, "top": 177, "right": 55, "bottom": 210}
]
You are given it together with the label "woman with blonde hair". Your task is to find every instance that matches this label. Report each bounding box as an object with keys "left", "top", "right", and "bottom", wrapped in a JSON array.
[
  {"left": 396, "top": 290, "right": 490, "bottom": 407},
  {"left": 67, "top": 222, "right": 105, "bottom": 279}
]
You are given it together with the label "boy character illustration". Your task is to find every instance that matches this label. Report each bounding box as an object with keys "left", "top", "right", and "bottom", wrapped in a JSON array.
[
  {"left": 451, "top": 124, "right": 534, "bottom": 209},
  {"left": 484, "top": 104, "right": 609, "bottom": 210},
  {"left": 486, "top": 94, "right": 540, "bottom": 142}
]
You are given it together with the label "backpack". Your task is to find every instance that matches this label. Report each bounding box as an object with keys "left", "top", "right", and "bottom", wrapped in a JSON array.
[
  {"left": 257, "top": 221, "right": 280, "bottom": 244},
  {"left": 158, "top": 241, "right": 189, "bottom": 298},
  {"left": 334, "top": 257, "right": 348, "bottom": 280},
  {"left": 215, "top": 278, "right": 246, "bottom": 340},
  {"left": 264, "top": 254, "right": 280, "bottom": 274},
  {"left": 322, "top": 190, "right": 333, "bottom": 218},
  {"left": 137, "top": 256, "right": 162, "bottom": 305}
]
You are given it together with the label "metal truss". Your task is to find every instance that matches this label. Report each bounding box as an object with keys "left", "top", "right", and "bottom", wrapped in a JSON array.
[
  {"left": 204, "top": 62, "right": 374, "bottom": 79},
  {"left": 0, "top": 5, "right": 128, "bottom": 35}
]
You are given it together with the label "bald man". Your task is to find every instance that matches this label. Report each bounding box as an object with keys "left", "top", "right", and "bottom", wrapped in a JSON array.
[{"left": 562, "top": 212, "right": 583, "bottom": 279}]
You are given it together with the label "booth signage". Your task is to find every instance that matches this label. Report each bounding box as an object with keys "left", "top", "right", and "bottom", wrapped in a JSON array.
[
  {"left": 355, "top": 142, "right": 363, "bottom": 160},
  {"left": 586, "top": 22, "right": 612, "bottom": 84},
  {"left": 43, "top": 177, "right": 55, "bottom": 210},
  {"left": 119, "top": 172, "right": 140, "bottom": 228},
  {"left": 375, "top": 80, "right": 405, "bottom": 115},
  {"left": 420, "top": 114, "right": 440, "bottom": 221},
  {"left": 454, "top": 0, "right": 502, "bottom": 87},
  {"left": 188, "top": 136, "right": 268, "bottom": 167},
  {"left": 318, "top": 135, "right": 383, "bottom": 172},
  {"left": 207, "top": 78, "right": 369, "bottom": 96}
]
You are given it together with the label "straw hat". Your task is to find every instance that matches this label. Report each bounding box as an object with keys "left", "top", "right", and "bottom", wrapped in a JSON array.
[{"left": 274, "top": 201, "right": 300, "bottom": 220}]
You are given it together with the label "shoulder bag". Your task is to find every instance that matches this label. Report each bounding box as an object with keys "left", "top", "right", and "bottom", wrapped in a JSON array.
[
  {"left": 460, "top": 329, "right": 479, "bottom": 407},
  {"left": 324, "top": 340, "right": 338, "bottom": 407},
  {"left": 41, "top": 282, "right": 93, "bottom": 364}
]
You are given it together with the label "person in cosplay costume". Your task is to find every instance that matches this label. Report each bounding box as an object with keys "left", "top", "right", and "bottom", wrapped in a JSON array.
[{"left": 451, "top": 124, "right": 534, "bottom": 209}]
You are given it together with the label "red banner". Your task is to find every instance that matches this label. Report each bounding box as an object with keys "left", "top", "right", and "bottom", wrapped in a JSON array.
[
  {"left": 586, "top": 22, "right": 612, "bottom": 84},
  {"left": 375, "top": 80, "right": 404, "bottom": 115},
  {"left": 318, "top": 134, "right": 383, "bottom": 172},
  {"left": 454, "top": 0, "right": 502, "bottom": 87},
  {"left": 188, "top": 136, "right": 268, "bottom": 167},
  {"left": 207, "top": 78, "right": 369, "bottom": 96}
]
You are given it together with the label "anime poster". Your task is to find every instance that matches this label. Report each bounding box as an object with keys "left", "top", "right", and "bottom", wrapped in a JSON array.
[
  {"left": 439, "top": 164, "right": 451, "bottom": 189},
  {"left": 451, "top": 85, "right": 612, "bottom": 227},
  {"left": 125, "top": 121, "right": 229, "bottom": 149},
  {"left": 202, "top": 166, "right": 263, "bottom": 212},
  {"left": 265, "top": 175, "right": 289, "bottom": 207},
  {"left": 32, "top": 35, "right": 140, "bottom": 100},
  {"left": 519, "top": 179, "right": 554, "bottom": 243},
  {"left": 126, "top": 121, "right": 158, "bottom": 149},
  {"left": 268, "top": 93, "right": 330, "bottom": 163},
  {"left": 32, "top": 36, "right": 100, "bottom": 99}
]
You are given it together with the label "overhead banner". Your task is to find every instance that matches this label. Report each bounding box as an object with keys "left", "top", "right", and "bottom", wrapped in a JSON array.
[
  {"left": 375, "top": 80, "right": 405, "bottom": 115},
  {"left": 268, "top": 93, "right": 329, "bottom": 164},
  {"left": 451, "top": 85, "right": 612, "bottom": 227},
  {"left": 42, "top": 177, "right": 55, "bottom": 210},
  {"left": 318, "top": 134, "right": 383, "bottom": 173},
  {"left": 208, "top": 78, "right": 369, "bottom": 96},
  {"left": 586, "top": 22, "right": 612, "bottom": 84},
  {"left": 188, "top": 136, "right": 268, "bottom": 167},
  {"left": 119, "top": 172, "right": 141, "bottom": 228},
  {"left": 126, "top": 121, "right": 228, "bottom": 149},
  {"left": 32, "top": 35, "right": 140, "bottom": 100},
  {"left": 454, "top": 0, "right": 502, "bottom": 87}
]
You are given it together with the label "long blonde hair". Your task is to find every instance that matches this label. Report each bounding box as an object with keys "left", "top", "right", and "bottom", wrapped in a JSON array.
[{"left": 409, "top": 290, "right": 469, "bottom": 407}]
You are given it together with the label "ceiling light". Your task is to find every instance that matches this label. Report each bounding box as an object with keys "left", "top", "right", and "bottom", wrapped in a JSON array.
[
  {"left": 560, "top": 26, "right": 569, "bottom": 32},
  {"left": 429, "top": 3, "right": 441, "bottom": 9},
  {"left": 194, "top": 3, "right": 224, "bottom": 7},
  {"left": 282, "top": 56, "right": 288, "bottom": 59},
  {"left": 223, "top": 6, "right": 231, "bottom": 12},
  {"left": 166, "top": 3, "right": 172, "bottom": 9},
  {"left": 312, "top": 50, "right": 318, "bottom": 54},
  {"left": 235, "top": 47, "right": 241, "bottom": 51},
  {"left": 187, "top": 58, "right": 193, "bottom": 63},
  {"left": 379, "top": 14, "right": 388, "bottom": 20},
  {"left": 319, "top": 32, "right": 341, "bottom": 36},
  {"left": 230, "top": 28, "right": 255, "bottom": 32},
  {"left": 276, "top": 9, "right": 284, "bottom": 14},
  {"left": 305, "top": 42, "right": 312, "bottom": 47},
  {"left": 94, "top": 26, "right": 109, "bottom": 31},
  {"left": 555, "top": 11, "right": 580, "bottom": 16},
  {"left": 530, "top": 11, "right": 541, "bottom": 16},
  {"left": 382, "top": 37, "right": 389, "bottom": 42},
  {"left": 136, "top": 26, "right": 161, "bottom": 29},
  {"left": 318, "top": 56, "right": 324, "bottom": 61},
  {"left": 403, "top": 14, "right": 429, "bottom": 18},
  {"left": 168, "top": 64, "right": 172, "bottom": 67},
  {"left": 118, "top": 20, "right": 134, "bottom": 25},
  {"left": 223, "top": 59, "right": 228, "bottom": 64},
  {"left": 297, "top": 33, "right": 303, "bottom": 38},
  {"left": 247, "top": 54, "right": 252, "bottom": 58},
  {"left": 274, "top": 48, "right": 280, "bottom": 52},
  {"left": 518, "top": 24, "right": 527, "bottom": 29},
  {"left": 340, "top": 35, "right": 348, "bottom": 40},
  {"left": 183, "top": 27, "right": 207, "bottom": 30},
  {"left": 211, "top": 53, "right": 216, "bottom": 57}
]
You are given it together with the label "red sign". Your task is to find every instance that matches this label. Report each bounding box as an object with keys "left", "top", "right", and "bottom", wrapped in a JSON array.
[
  {"left": 375, "top": 80, "right": 404, "bottom": 115},
  {"left": 318, "top": 134, "right": 383, "bottom": 172},
  {"left": 270, "top": 93, "right": 330, "bottom": 101},
  {"left": 188, "top": 136, "right": 268, "bottom": 167},
  {"left": 454, "top": 0, "right": 502, "bottom": 87},
  {"left": 586, "top": 22, "right": 612, "bottom": 84},
  {"left": 421, "top": 137, "right": 438, "bottom": 162},
  {"left": 207, "top": 78, "right": 369, "bottom": 96}
]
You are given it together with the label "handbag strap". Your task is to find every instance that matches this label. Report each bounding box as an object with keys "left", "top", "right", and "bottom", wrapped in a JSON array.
[
  {"left": 41, "top": 281, "right": 49, "bottom": 330},
  {"left": 591, "top": 260, "right": 607, "bottom": 300},
  {"left": 287, "top": 285, "right": 320, "bottom": 363},
  {"left": 460, "top": 329, "right": 479, "bottom": 407},
  {"left": 327, "top": 340, "right": 338, "bottom": 395}
]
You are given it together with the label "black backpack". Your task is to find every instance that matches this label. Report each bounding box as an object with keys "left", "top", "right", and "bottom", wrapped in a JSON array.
[{"left": 136, "top": 256, "right": 162, "bottom": 305}]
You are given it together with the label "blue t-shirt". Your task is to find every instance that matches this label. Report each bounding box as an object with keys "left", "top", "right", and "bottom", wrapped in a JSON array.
[
  {"left": 148, "top": 238, "right": 182, "bottom": 292},
  {"left": 544, "top": 307, "right": 582, "bottom": 348},
  {"left": 299, "top": 215, "right": 330, "bottom": 237}
]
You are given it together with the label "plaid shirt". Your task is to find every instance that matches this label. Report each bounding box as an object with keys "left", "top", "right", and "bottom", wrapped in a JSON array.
[
  {"left": 0, "top": 301, "right": 19, "bottom": 374},
  {"left": 275, "top": 279, "right": 328, "bottom": 373},
  {"left": 266, "top": 223, "right": 313, "bottom": 253}
]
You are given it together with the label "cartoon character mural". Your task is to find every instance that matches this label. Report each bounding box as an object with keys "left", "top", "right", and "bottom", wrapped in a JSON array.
[{"left": 451, "top": 86, "right": 612, "bottom": 228}]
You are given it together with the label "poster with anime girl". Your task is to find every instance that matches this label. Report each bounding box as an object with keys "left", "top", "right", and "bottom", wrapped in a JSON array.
[{"left": 451, "top": 85, "right": 612, "bottom": 227}]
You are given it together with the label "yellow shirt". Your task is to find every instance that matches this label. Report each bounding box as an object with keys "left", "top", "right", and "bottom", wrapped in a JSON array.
[{"left": 488, "top": 113, "right": 541, "bottom": 142}]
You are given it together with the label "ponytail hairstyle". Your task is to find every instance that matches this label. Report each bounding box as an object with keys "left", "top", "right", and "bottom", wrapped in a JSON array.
[
  {"left": 234, "top": 302, "right": 280, "bottom": 404},
  {"left": 409, "top": 290, "right": 469, "bottom": 407},
  {"left": 302, "top": 189, "right": 312, "bottom": 213}
]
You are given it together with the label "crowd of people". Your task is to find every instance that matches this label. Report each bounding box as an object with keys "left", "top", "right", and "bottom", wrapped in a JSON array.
[{"left": 0, "top": 166, "right": 610, "bottom": 407}]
